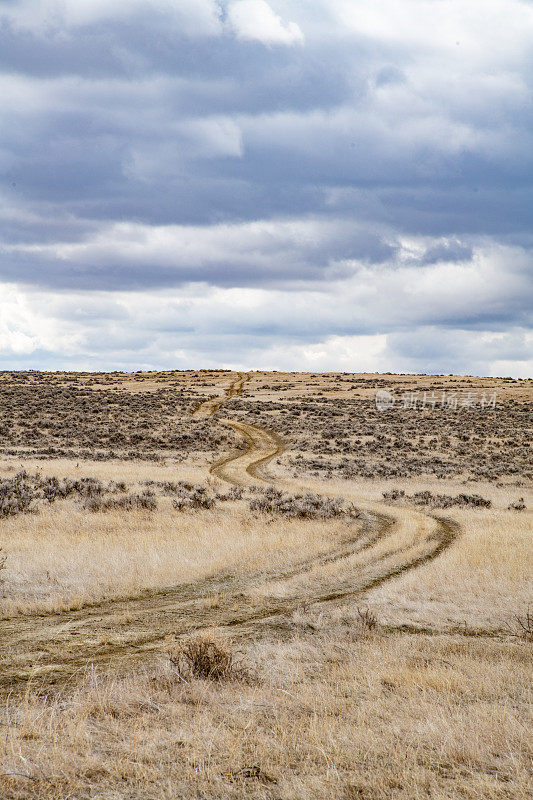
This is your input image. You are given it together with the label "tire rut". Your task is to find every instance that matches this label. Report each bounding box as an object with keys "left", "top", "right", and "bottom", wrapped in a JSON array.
[
  {"left": 192, "top": 372, "right": 249, "bottom": 418},
  {"left": 0, "top": 371, "right": 461, "bottom": 693}
]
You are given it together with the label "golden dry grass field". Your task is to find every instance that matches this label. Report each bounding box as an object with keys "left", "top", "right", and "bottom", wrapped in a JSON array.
[{"left": 0, "top": 369, "right": 531, "bottom": 799}]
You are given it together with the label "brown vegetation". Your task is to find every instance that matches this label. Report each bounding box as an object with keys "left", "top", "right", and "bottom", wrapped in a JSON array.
[{"left": 0, "top": 368, "right": 530, "bottom": 799}]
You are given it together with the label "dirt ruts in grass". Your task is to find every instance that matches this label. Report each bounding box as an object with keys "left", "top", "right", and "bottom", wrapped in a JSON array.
[
  {"left": 192, "top": 372, "right": 249, "bottom": 419},
  {"left": 211, "top": 418, "right": 285, "bottom": 484},
  {"left": 0, "top": 372, "right": 461, "bottom": 694},
  {"left": 0, "top": 511, "right": 460, "bottom": 692}
]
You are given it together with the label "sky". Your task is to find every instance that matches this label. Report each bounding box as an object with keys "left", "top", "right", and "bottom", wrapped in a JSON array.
[{"left": 0, "top": 0, "right": 532, "bottom": 376}]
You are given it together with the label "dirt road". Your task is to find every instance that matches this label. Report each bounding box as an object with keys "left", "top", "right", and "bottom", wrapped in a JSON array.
[
  {"left": 192, "top": 372, "right": 249, "bottom": 418},
  {"left": 0, "top": 372, "right": 459, "bottom": 693}
]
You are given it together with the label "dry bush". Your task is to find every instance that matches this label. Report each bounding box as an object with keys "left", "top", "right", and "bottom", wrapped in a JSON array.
[
  {"left": 143, "top": 480, "right": 181, "bottom": 494},
  {"left": 382, "top": 488, "right": 491, "bottom": 508},
  {"left": 143, "top": 481, "right": 241, "bottom": 510},
  {"left": 249, "top": 486, "right": 360, "bottom": 519},
  {"left": 356, "top": 606, "right": 379, "bottom": 632},
  {"left": 216, "top": 486, "right": 243, "bottom": 502},
  {"left": 171, "top": 483, "right": 216, "bottom": 510},
  {"left": 0, "top": 471, "right": 130, "bottom": 518},
  {"left": 0, "top": 472, "right": 37, "bottom": 518},
  {"left": 82, "top": 491, "right": 157, "bottom": 512},
  {"left": 504, "top": 606, "right": 533, "bottom": 642},
  {"left": 508, "top": 497, "right": 526, "bottom": 511},
  {"left": 169, "top": 637, "right": 248, "bottom": 682},
  {"left": 0, "top": 548, "right": 6, "bottom": 581},
  {"left": 42, "top": 476, "right": 127, "bottom": 501}
]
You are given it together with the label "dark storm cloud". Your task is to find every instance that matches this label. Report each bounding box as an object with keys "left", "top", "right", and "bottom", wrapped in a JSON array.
[
  {"left": 0, "top": 16, "right": 355, "bottom": 111},
  {"left": 0, "top": 219, "right": 396, "bottom": 290},
  {"left": 420, "top": 240, "right": 473, "bottom": 265},
  {"left": 0, "top": 0, "right": 531, "bottom": 375},
  {"left": 2, "top": 1, "right": 532, "bottom": 252}
]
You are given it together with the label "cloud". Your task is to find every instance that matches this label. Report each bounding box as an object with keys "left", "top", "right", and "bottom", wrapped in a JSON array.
[
  {"left": 0, "top": 216, "right": 397, "bottom": 289},
  {"left": 0, "top": 284, "right": 80, "bottom": 357},
  {"left": 0, "top": 0, "right": 531, "bottom": 375},
  {"left": 385, "top": 327, "right": 533, "bottom": 378},
  {"left": 1, "top": 0, "right": 223, "bottom": 36},
  {"left": 226, "top": 1, "right": 304, "bottom": 46},
  {"left": 420, "top": 239, "right": 473, "bottom": 264},
  {"left": 1, "top": 279, "right": 530, "bottom": 376}
]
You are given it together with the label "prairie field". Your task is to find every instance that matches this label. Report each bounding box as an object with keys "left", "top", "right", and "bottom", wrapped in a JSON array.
[{"left": 0, "top": 369, "right": 531, "bottom": 800}]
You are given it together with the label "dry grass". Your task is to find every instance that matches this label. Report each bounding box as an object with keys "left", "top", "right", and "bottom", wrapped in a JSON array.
[
  {"left": 0, "top": 369, "right": 531, "bottom": 799},
  {"left": 0, "top": 630, "right": 530, "bottom": 799},
  {"left": 248, "top": 499, "right": 435, "bottom": 602},
  {"left": 365, "top": 507, "right": 532, "bottom": 632},
  {"left": 0, "top": 488, "right": 364, "bottom": 617},
  {"left": 269, "top": 473, "right": 533, "bottom": 634}
]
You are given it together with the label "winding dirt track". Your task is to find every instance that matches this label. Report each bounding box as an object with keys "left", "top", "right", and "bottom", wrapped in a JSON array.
[
  {"left": 0, "top": 372, "right": 459, "bottom": 693},
  {"left": 192, "top": 372, "right": 249, "bottom": 419}
]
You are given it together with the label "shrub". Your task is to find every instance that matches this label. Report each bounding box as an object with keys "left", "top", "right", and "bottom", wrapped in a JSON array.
[
  {"left": 383, "top": 488, "right": 491, "bottom": 509},
  {"left": 504, "top": 606, "right": 533, "bottom": 642},
  {"left": 144, "top": 480, "right": 178, "bottom": 495},
  {"left": 82, "top": 491, "right": 157, "bottom": 512},
  {"left": 249, "top": 486, "right": 359, "bottom": 519},
  {"left": 169, "top": 637, "right": 247, "bottom": 682},
  {"left": 172, "top": 483, "right": 216, "bottom": 511},
  {"left": 0, "top": 471, "right": 129, "bottom": 516},
  {"left": 382, "top": 488, "right": 405, "bottom": 502},
  {"left": 0, "top": 548, "right": 6, "bottom": 582},
  {"left": 357, "top": 606, "right": 379, "bottom": 632},
  {"left": 0, "top": 471, "right": 38, "bottom": 518},
  {"left": 41, "top": 475, "right": 108, "bottom": 502},
  {"left": 508, "top": 497, "right": 526, "bottom": 511},
  {"left": 216, "top": 486, "right": 243, "bottom": 502}
]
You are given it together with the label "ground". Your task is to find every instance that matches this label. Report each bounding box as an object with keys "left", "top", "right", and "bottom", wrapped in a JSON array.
[{"left": 0, "top": 369, "right": 530, "bottom": 799}]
